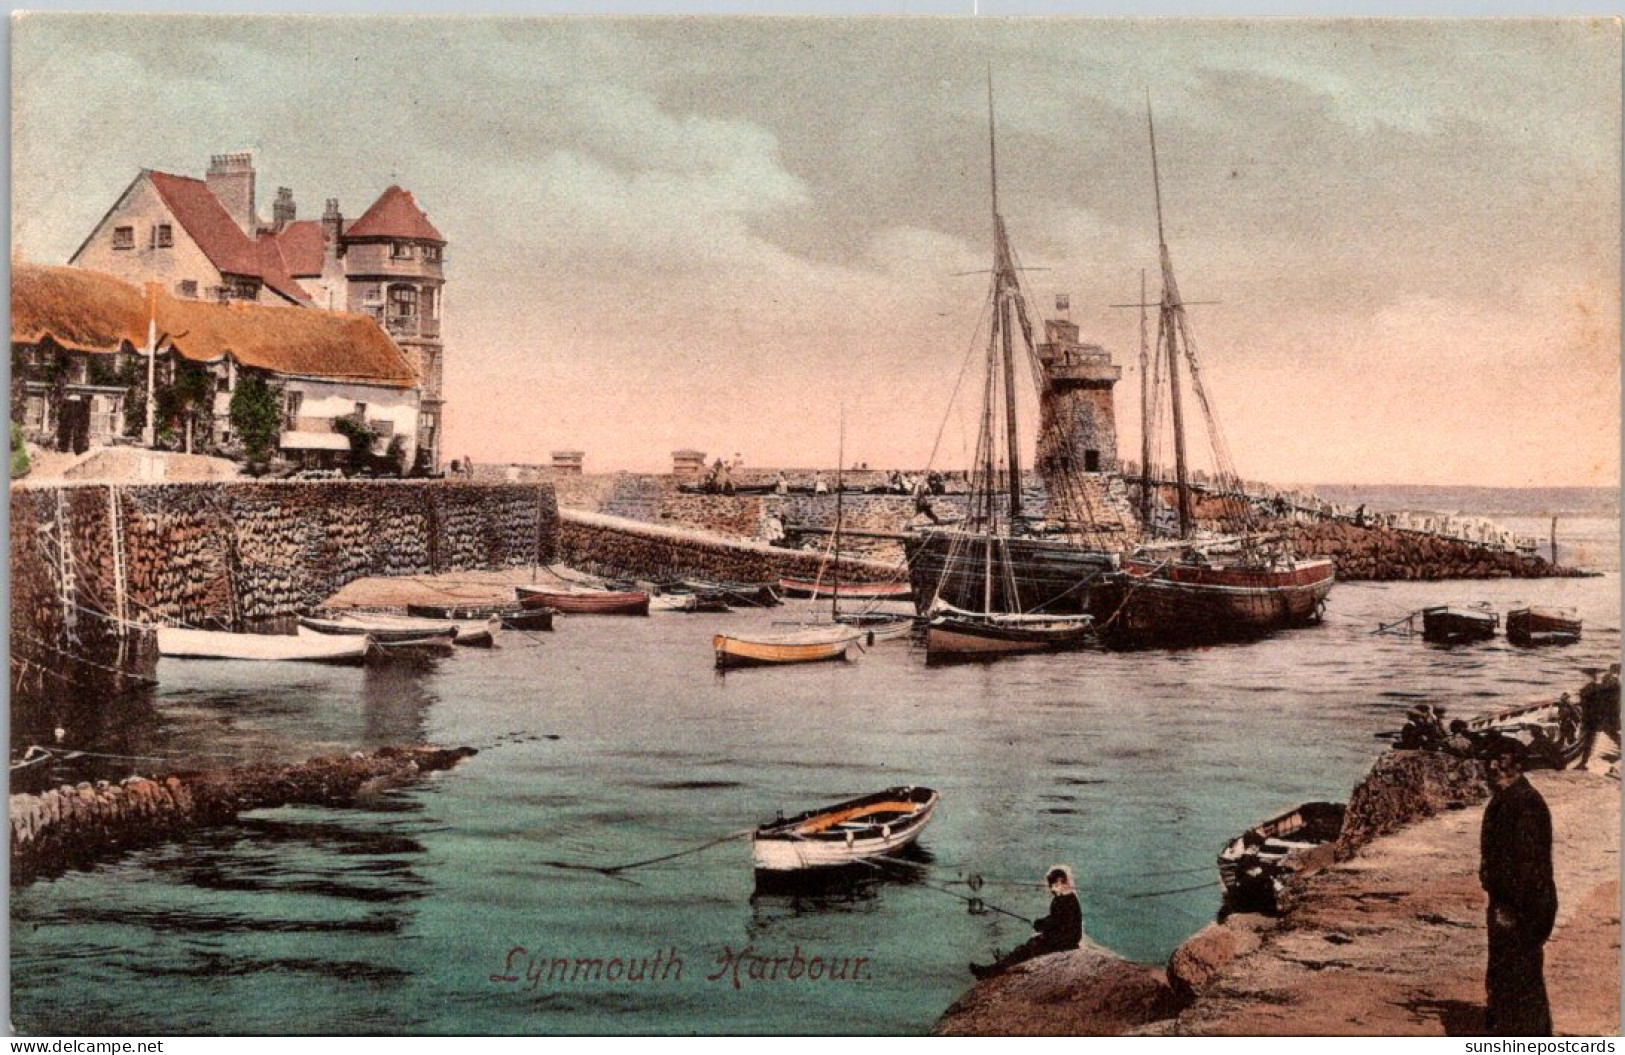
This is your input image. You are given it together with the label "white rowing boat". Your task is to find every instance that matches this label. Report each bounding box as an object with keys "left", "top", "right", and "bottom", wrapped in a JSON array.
[
  {"left": 752, "top": 786, "right": 939, "bottom": 871},
  {"left": 157, "top": 627, "right": 372, "bottom": 664}
]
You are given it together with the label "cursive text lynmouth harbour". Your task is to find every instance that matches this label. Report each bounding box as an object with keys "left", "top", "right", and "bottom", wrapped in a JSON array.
[{"left": 489, "top": 945, "right": 874, "bottom": 990}]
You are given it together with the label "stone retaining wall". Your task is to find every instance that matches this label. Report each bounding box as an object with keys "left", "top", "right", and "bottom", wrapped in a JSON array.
[
  {"left": 9, "top": 480, "right": 558, "bottom": 710},
  {"left": 558, "top": 508, "right": 900, "bottom": 584},
  {"left": 1287, "top": 520, "right": 1576, "bottom": 580}
]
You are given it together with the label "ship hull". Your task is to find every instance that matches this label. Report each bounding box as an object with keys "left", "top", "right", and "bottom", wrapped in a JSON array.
[
  {"left": 901, "top": 532, "right": 1117, "bottom": 615},
  {"left": 1092, "top": 558, "right": 1335, "bottom": 644}
]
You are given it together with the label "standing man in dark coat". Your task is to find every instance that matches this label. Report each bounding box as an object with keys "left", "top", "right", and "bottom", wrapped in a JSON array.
[
  {"left": 1480, "top": 743, "right": 1559, "bottom": 1035},
  {"left": 970, "top": 866, "right": 1083, "bottom": 979}
]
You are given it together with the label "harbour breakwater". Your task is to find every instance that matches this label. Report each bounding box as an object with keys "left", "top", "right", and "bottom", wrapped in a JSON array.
[
  {"left": 10, "top": 480, "right": 558, "bottom": 710},
  {"left": 540, "top": 470, "right": 1576, "bottom": 581},
  {"left": 8, "top": 744, "right": 478, "bottom": 885},
  {"left": 558, "top": 508, "right": 900, "bottom": 584}
]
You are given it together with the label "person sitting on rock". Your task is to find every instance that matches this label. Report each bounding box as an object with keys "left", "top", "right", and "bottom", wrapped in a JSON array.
[{"left": 970, "top": 865, "right": 1083, "bottom": 980}]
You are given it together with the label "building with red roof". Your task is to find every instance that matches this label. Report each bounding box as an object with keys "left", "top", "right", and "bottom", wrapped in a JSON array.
[
  {"left": 68, "top": 153, "right": 447, "bottom": 469},
  {"left": 13, "top": 261, "right": 423, "bottom": 470}
]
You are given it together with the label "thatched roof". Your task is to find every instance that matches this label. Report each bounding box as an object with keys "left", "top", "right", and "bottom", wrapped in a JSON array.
[{"left": 12, "top": 262, "right": 418, "bottom": 389}]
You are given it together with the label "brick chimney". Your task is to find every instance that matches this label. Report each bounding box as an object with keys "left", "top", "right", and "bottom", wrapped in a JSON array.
[
  {"left": 272, "top": 186, "right": 296, "bottom": 231},
  {"left": 206, "top": 152, "right": 256, "bottom": 235}
]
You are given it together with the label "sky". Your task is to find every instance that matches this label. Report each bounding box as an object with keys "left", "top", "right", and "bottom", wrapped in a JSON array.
[{"left": 11, "top": 16, "right": 1621, "bottom": 486}]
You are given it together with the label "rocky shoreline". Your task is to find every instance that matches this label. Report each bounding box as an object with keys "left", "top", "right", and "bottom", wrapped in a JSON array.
[{"left": 937, "top": 737, "right": 1620, "bottom": 1036}]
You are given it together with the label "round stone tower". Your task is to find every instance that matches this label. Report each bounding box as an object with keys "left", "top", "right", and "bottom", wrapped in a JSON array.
[{"left": 1036, "top": 298, "right": 1121, "bottom": 481}]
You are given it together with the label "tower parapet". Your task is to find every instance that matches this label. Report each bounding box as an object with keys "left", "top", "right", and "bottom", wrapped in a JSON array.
[{"left": 1036, "top": 300, "right": 1121, "bottom": 477}]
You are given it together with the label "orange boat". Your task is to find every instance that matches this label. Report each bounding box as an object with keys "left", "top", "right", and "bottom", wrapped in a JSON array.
[
  {"left": 712, "top": 626, "right": 865, "bottom": 669},
  {"left": 514, "top": 585, "right": 649, "bottom": 616},
  {"left": 777, "top": 578, "right": 913, "bottom": 602}
]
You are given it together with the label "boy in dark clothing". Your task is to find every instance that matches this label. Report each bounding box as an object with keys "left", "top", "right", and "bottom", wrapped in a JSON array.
[{"left": 970, "top": 866, "right": 1083, "bottom": 979}]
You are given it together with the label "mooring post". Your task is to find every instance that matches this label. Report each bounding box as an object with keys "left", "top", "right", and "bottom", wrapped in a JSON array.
[{"left": 1550, "top": 515, "right": 1559, "bottom": 568}]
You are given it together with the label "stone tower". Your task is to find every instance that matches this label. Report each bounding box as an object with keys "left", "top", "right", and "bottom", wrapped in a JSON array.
[
  {"left": 340, "top": 186, "right": 447, "bottom": 471},
  {"left": 1036, "top": 296, "right": 1121, "bottom": 481}
]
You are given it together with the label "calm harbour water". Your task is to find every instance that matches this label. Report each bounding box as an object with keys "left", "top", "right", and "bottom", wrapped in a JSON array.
[{"left": 10, "top": 517, "right": 1619, "bottom": 1035}]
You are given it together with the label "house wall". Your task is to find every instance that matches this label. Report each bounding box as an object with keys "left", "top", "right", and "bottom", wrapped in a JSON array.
[
  {"left": 281, "top": 378, "right": 421, "bottom": 460},
  {"left": 70, "top": 177, "right": 223, "bottom": 299}
]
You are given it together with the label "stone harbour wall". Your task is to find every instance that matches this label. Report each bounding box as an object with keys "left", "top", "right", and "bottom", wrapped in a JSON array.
[
  {"left": 558, "top": 508, "right": 900, "bottom": 584},
  {"left": 1286, "top": 520, "right": 1578, "bottom": 581},
  {"left": 10, "top": 480, "right": 558, "bottom": 709}
]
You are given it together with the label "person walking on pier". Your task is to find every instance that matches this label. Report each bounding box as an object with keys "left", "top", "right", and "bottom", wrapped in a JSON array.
[
  {"left": 970, "top": 865, "right": 1083, "bottom": 980},
  {"left": 1480, "top": 741, "right": 1557, "bottom": 1035}
]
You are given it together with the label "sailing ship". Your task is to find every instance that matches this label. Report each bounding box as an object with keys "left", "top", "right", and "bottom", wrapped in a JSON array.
[
  {"left": 1090, "top": 101, "right": 1334, "bottom": 644},
  {"left": 903, "top": 75, "right": 1116, "bottom": 648}
]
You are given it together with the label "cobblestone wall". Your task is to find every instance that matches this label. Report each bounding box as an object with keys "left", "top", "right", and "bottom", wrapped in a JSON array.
[
  {"left": 9, "top": 480, "right": 558, "bottom": 710},
  {"left": 558, "top": 509, "right": 900, "bottom": 584}
]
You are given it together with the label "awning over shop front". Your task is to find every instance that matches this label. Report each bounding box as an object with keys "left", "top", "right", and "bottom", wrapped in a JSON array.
[{"left": 280, "top": 431, "right": 350, "bottom": 452}]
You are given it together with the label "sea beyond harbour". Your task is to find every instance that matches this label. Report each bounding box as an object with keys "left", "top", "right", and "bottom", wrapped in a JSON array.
[{"left": 9, "top": 507, "right": 1620, "bottom": 1035}]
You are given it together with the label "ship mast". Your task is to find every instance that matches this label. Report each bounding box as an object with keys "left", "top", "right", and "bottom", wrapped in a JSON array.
[
  {"left": 1148, "top": 96, "right": 1194, "bottom": 540},
  {"left": 988, "top": 70, "right": 1024, "bottom": 524},
  {"left": 1137, "top": 267, "right": 1153, "bottom": 529}
]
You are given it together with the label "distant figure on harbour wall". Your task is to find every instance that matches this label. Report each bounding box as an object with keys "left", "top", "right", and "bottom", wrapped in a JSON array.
[
  {"left": 1480, "top": 740, "right": 1557, "bottom": 1036},
  {"left": 970, "top": 865, "right": 1083, "bottom": 980}
]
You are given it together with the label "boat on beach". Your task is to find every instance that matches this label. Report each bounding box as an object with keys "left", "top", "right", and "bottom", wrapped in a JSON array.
[
  {"left": 712, "top": 625, "right": 865, "bottom": 670},
  {"left": 778, "top": 578, "right": 913, "bottom": 602},
  {"left": 156, "top": 626, "right": 372, "bottom": 664},
  {"left": 406, "top": 602, "right": 555, "bottom": 632},
  {"left": 682, "top": 579, "right": 782, "bottom": 608},
  {"left": 1420, "top": 605, "right": 1498, "bottom": 645},
  {"left": 1506, "top": 606, "right": 1581, "bottom": 647},
  {"left": 1217, "top": 801, "right": 1345, "bottom": 913},
  {"left": 1466, "top": 696, "right": 1587, "bottom": 769},
  {"left": 752, "top": 786, "right": 939, "bottom": 872},
  {"left": 514, "top": 585, "right": 650, "bottom": 616}
]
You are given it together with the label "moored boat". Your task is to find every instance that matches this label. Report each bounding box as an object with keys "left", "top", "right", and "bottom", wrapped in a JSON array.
[
  {"left": 406, "top": 602, "right": 555, "bottom": 632},
  {"left": 925, "top": 604, "right": 1094, "bottom": 660},
  {"left": 1466, "top": 696, "right": 1587, "bottom": 769},
  {"left": 157, "top": 626, "right": 372, "bottom": 664},
  {"left": 752, "top": 786, "right": 939, "bottom": 872},
  {"left": 778, "top": 577, "right": 914, "bottom": 602},
  {"left": 1506, "top": 607, "right": 1582, "bottom": 647},
  {"left": 1217, "top": 801, "right": 1345, "bottom": 913},
  {"left": 681, "top": 579, "right": 782, "bottom": 608},
  {"left": 1092, "top": 553, "right": 1335, "bottom": 645},
  {"left": 298, "top": 615, "right": 457, "bottom": 650},
  {"left": 712, "top": 626, "right": 865, "bottom": 669},
  {"left": 514, "top": 585, "right": 650, "bottom": 616},
  {"left": 1420, "top": 605, "right": 1498, "bottom": 645}
]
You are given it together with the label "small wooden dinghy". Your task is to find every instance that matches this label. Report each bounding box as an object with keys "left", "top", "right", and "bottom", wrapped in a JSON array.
[
  {"left": 778, "top": 577, "right": 914, "bottom": 601},
  {"left": 925, "top": 604, "right": 1094, "bottom": 659},
  {"left": 406, "top": 603, "right": 555, "bottom": 632},
  {"left": 324, "top": 611, "right": 498, "bottom": 647},
  {"left": 752, "top": 786, "right": 939, "bottom": 872},
  {"left": 298, "top": 615, "right": 456, "bottom": 650},
  {"left": 1217, "top": 801, "right": 1345, "bottom": 913},
  {"left": 157, "top": 627, "right": 371, "bottom": 664},
  {"left": 1507, "top": 607, "right": 1582, "bottom": 647},
  {"left": 836, "top": 611, "right": 915, "bottom": 642},
  {"left": 1466, "top": 696, "right": 1587, "bottom": 769},
  {"left": 1421, "top": 605, "right": 1498, "bottom": 645},
  {"left": 713, "top": 626, "right": 865, "bottom": 669},
  {"left": 682, "top": 578, "right": 782, "bottom": 608},
  {"left": 515, "top": 585, "right": 650, "bottom": 616}
]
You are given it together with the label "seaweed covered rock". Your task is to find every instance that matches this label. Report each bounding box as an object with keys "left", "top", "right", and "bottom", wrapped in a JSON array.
[{"left": 1333, "top": 749, "right": 1488, "bottom": 859}]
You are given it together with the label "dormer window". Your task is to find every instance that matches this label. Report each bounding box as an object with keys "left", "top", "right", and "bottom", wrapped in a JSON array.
[
  {"left": 391, "top": 241, "right": 413, "bottom": 260},
  {"left": 112, "top": 226, "right": 135, "bottom": 250}
]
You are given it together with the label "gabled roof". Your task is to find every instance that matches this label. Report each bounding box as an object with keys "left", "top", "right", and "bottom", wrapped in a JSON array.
[
  {"left": 270, "top": 219, "right": 328, "bottom": 277},
  {"left": 147, "top": 170, "right": 263, "bottom": 276},
  {"left": 145, "top": 171, "right": 311, "bottom": 304},
  {"left": 345, "top": 185, "right": 444, "bottom": 243},
  {"left": 11, "top": 262, "right": 418, "bottom": 389}
]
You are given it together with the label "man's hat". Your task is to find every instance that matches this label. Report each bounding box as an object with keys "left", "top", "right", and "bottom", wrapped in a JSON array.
[{"left": 1479, "top": 733, "right": 1526, "bottom": 765}]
